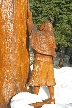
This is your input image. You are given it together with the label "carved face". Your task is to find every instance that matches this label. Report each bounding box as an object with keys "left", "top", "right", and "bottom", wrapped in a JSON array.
[
  {"left": 39, "top": 22, "right": 45, "bottom": 30},
  {"left": 40, "top": 20, "right": 53, "bottom": 32}
]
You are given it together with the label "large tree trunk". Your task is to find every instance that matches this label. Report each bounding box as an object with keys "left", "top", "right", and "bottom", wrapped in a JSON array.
[
  {"left": 59, "top": 46, "right": 65, "bottom": 67},
  {"left": 0, "top": 0, "right": 29, "bottom": 107}
]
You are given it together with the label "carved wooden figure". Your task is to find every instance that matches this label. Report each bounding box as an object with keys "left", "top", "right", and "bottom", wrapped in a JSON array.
[
  {"left": 27, "top": 6, "right": 56, "bottom": 107},
  {"left": 0, "top": 0, "right": 29, "bottom": 108}
]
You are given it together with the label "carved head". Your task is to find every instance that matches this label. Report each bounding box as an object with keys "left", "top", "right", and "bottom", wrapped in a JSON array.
[{"left": 40, "top": 20, "right": 53, "bottom": 32}]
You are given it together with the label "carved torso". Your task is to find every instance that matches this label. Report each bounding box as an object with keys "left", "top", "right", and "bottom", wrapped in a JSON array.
[{"left": 30, "top": 29, "right": 56, "bottom": 56}]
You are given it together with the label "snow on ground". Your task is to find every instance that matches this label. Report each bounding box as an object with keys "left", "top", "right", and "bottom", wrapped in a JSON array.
[
  {"left": 10, "top": 67, "right": 72, "bottom": 108},
  {"left": 42, "top": 103, "right": 72, "bottom": 108},
  {"left": 54, "top": 67, "right": 72, "bottom": 104},
  {"left": 10, "top": 92, "right": 42, "bottom": 108}
]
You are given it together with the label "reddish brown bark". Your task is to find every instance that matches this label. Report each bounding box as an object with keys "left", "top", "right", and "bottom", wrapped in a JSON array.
[{"left": 0, "top": 0, "right": 29, "bottom": 107}]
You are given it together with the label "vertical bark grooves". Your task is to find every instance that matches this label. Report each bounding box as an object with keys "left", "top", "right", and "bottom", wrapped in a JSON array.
[
  {"left": 59, "top": 46, "right": 65, "bottom": 67},
  {"left": 0, "top": 0, "right": 29, "bottom": 107}
]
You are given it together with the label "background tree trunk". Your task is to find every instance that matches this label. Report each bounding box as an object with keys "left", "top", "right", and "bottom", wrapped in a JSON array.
[
  {"left": 0, "top": 0, "right": 29, "bottom": 107},
  {"left": 59, "top": 46, "right": 65, "bottom": 67}
]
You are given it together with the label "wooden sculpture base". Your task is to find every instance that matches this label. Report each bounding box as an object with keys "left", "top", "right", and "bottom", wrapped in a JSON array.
[{"left": 29, "top": 98, "right": 55, "bottom": 108}]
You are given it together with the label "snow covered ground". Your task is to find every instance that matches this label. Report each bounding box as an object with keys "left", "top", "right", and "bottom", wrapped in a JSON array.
[{"left": 10, "top": 67, "right": 72, "bottom": 108}]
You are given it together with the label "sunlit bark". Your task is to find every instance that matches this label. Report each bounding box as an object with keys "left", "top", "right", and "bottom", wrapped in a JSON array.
[{"left": 0, "top": 0, "right": 29, "bottom": 107}]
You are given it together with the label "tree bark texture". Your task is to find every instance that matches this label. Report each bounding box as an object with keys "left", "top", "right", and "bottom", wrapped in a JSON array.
[
  {"left": 59, "top": 46, "right": 65, "bottom": 67},
  {"left": 0, "top": 0, "right": 29, "bottom": 107}
]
